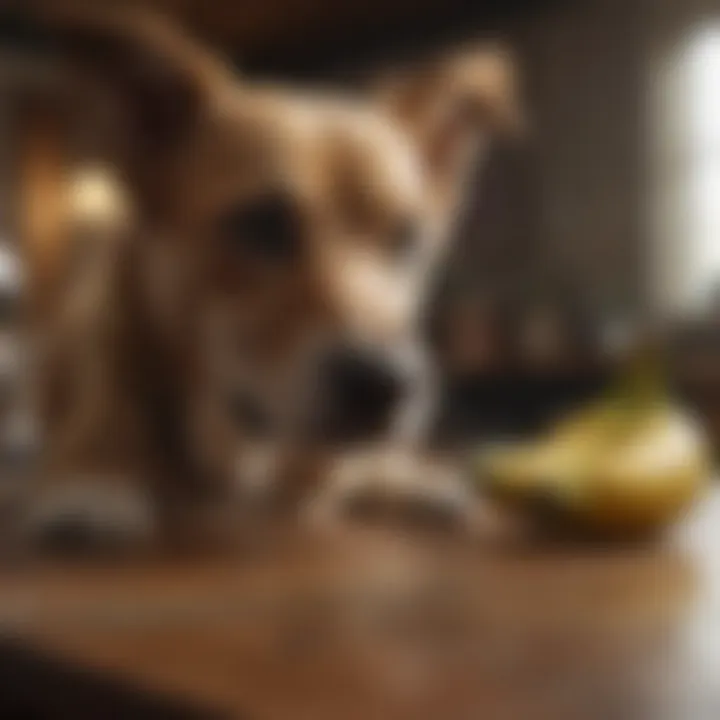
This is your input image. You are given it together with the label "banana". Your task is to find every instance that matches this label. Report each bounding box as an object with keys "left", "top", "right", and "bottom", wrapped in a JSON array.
[
  {"left": 575, "top": 408, "right": 709, "bottom": 533},
  {"left": 477, "top": 346, "right": 711, "bottom": 537}
]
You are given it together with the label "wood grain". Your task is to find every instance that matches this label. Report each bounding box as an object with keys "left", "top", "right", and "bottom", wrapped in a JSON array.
[{"left": 0, "top": 490, "right": 715, "bottom": 718}]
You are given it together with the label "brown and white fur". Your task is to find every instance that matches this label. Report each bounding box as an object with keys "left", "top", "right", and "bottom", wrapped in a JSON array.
[{"left": 28, "top": 7, "right": 521, "bottom": 548}]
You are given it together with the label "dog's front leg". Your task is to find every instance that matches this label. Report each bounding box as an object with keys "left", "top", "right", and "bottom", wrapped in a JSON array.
[
  {"left": 28, "top": 369, "right": 156, "bottom": 552},
  {"left": 25, "top": 233, "right": 162, "bottom": 552},
  {"left": 301, "top": 375, "right": 479, "bottom": 533},
  {"left": 302, "top": 446, "right": 478, "bottom": 533}
]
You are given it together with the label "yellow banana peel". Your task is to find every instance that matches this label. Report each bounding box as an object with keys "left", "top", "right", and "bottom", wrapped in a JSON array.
[{"left": 478, "top": 350, "right": 712, "bottom": 537}]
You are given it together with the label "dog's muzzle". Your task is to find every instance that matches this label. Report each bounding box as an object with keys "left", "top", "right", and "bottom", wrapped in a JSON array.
[{"left": 313, "top": 346, "right": 413, "bottom": 443}]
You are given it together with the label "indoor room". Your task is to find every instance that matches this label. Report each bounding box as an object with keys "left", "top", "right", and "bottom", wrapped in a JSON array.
[{"left": 0, "top": 0, "right": 717, "bottom": 717}]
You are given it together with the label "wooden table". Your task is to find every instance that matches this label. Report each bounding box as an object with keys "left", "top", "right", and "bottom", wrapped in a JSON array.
[{"left": 0, "top": 491, "right": 718, "bottom": 719}]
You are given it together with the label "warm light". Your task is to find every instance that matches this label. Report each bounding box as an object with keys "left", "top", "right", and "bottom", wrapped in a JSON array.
[{"left": 68, "top": 165, "right": 130, "bottom": 229}]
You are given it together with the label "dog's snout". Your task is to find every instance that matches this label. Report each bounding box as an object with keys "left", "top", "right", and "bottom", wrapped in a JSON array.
[
  {"left": 328, "top": 349, "right": 402, "bottom": 406},
  {"left": 318, "top": 348, "right": 407, "bottom": 441}
]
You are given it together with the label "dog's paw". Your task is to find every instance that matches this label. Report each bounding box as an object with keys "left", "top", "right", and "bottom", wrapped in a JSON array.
[
  {"left": 303, "top": 448, "right": 477, "bottom": 533},
  {"left": 25, "top": 475, "right": 155, "bottom": 554}
]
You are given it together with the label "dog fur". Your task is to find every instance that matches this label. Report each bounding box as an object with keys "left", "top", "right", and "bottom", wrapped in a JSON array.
[{"left": 28, "top": 7, "right": 520, "bottom": 547}]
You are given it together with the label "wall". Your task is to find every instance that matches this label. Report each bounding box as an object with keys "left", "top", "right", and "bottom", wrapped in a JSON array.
[{"left": 516, "top": 0, "right": 646, "bottom": 313}]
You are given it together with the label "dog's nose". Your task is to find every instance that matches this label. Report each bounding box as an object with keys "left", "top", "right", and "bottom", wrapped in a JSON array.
[{"left": 319, "top": 348, "right": 406, "bottom": 441}]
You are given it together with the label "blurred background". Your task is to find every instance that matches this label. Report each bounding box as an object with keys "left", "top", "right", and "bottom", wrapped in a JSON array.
[
  {"left": 1, "top": 0, "right": 720, "bottom": 454},
  {"left": 0, "top": 2, "right": 717, "bottom": 718},
  {"left": 0, "top": 0, "right": 720, "bottom": 457}
]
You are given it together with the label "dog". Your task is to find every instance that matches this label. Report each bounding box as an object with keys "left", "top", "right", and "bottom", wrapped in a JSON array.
[{"left": 27, "top": 7, "right": 521, "bottom": 548}]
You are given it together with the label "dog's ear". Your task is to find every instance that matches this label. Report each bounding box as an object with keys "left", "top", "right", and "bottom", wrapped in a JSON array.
[
  {"left": 38, "top": 5, "right": 231, "bottom": 159},
  {"left": 374, "top": 44, "right": 523, "bottom": 201}
]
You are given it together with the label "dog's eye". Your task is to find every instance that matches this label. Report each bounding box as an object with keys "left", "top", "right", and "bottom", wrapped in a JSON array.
[
  {"left": 390, "top": 219, "right": 419, "bottom": 261},
  {"left": 218, "top": 193, "right": 299, "bottom": 261}
]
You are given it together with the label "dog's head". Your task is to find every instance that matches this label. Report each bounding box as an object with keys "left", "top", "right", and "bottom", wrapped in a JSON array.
[{"left": 51, "top": 9, "right": 520, "bottom": 444}]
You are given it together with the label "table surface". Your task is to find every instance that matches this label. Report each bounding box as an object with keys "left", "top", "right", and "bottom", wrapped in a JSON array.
[{"left": 0, "top": 490, "right": 718, "bottom": 719}]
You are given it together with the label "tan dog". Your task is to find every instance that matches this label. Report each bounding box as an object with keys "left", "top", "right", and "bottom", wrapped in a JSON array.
[{"left": 29, "top": 8, "right": 520, "bottom": 548}]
